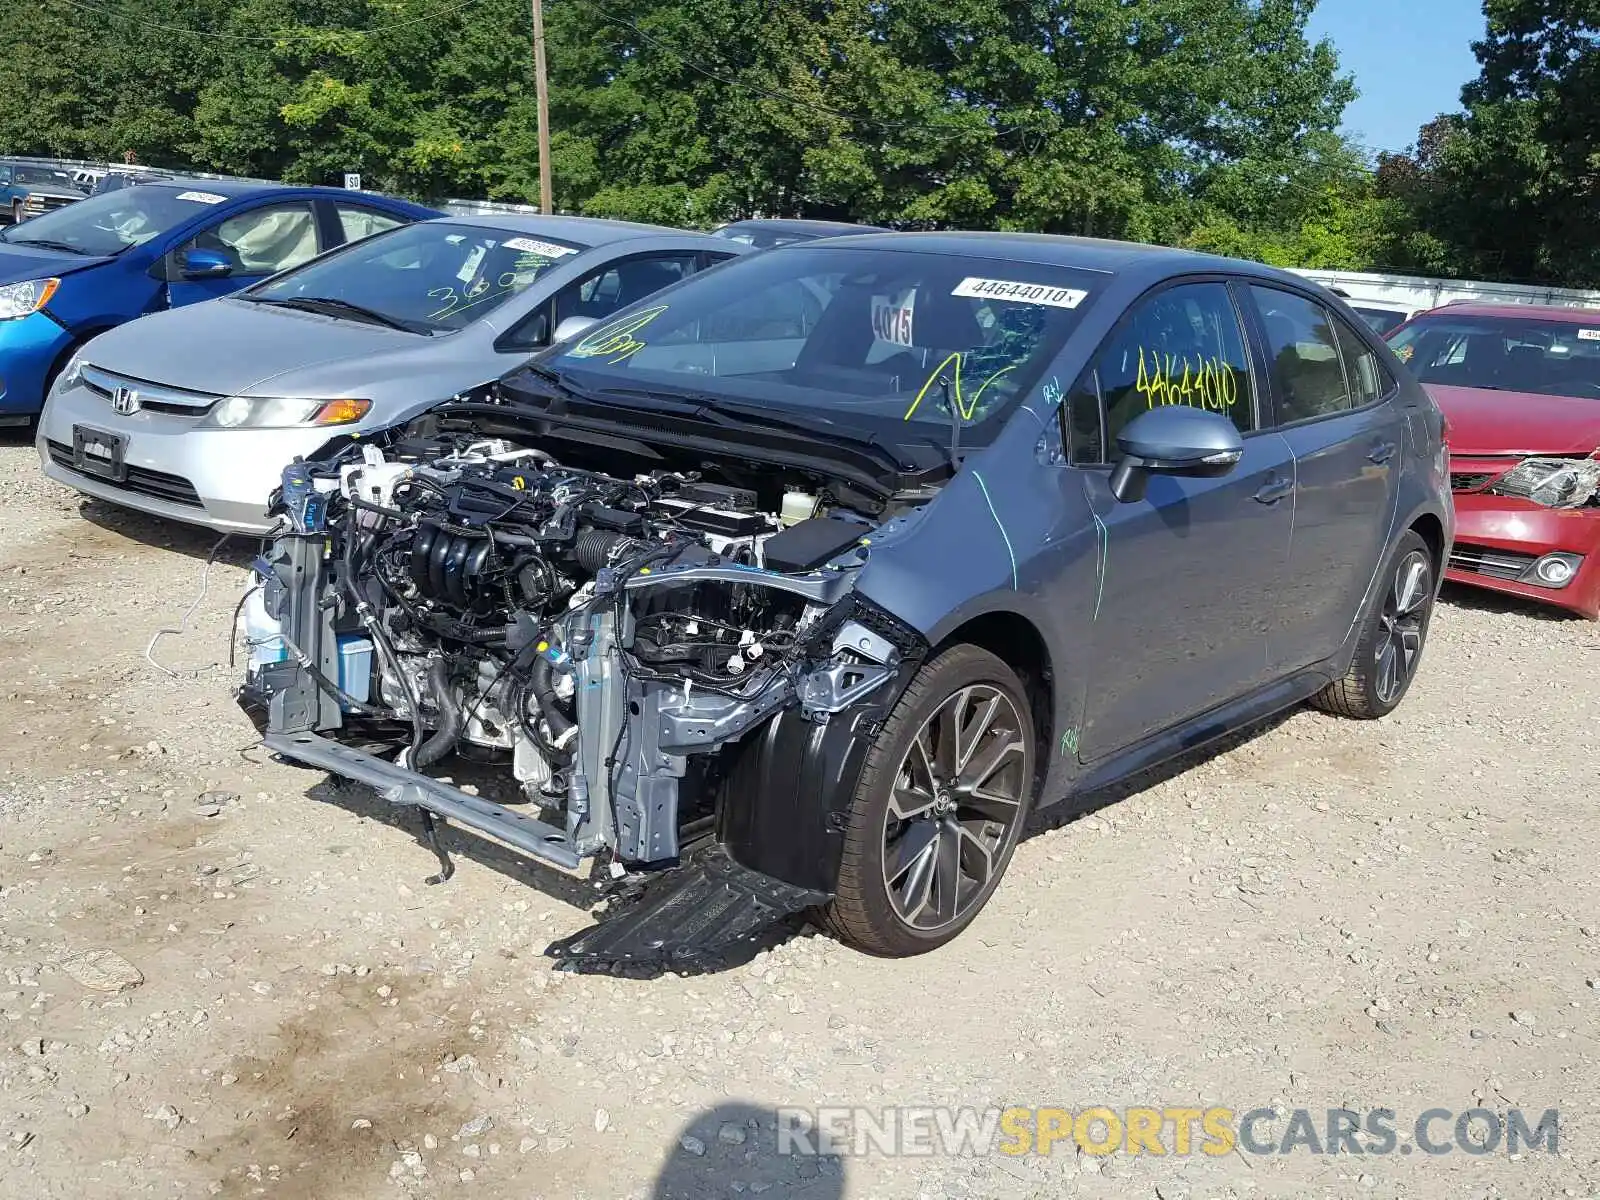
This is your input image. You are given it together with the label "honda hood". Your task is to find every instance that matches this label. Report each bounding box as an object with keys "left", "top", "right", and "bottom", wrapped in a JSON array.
[
  {"left": 78, "top": 296, "right": 449, "bottom": 399},
  {"left": 1426, "top": 383, "right": 1600, "bottom": 457},
  {"left": 0, "top": 243, "right": 112, "bottom": 284}
]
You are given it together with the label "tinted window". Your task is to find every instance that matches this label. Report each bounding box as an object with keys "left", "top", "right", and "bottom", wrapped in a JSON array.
[
  {"left": 1332, "top": 315, "right": 1391, "bottom": 406},
  {"left": 545, "top": 245, "right": 1098, "bottom": 446},
  {"left": 249, "top": 220, "right": 587, "bottom": 334},
  {"left": 180, "top": 203, "right": 319, "bottom": 275},
  {"left": 553, "top": 253, "right": 699, "bottom": 327},
  {"left": 14, "top": 166, "right": 75, "bottom": 188},
  {"left": 1062, "top": 368, "right": 1105, "bottom": 464},
  {"left": 1250, "top": 287, "right": 1351, "bottom": 423},
  {"left": 1095, "top": 281, "right": 1256, "bottom": 447},
  {"left": 1385, "top": 313, "right": 1600, "bottom": 399}
]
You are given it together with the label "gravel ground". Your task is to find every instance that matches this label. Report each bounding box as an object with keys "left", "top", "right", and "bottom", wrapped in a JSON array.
[{"left": 1, "top": 430, "right": 1597, "bottom": 1200}]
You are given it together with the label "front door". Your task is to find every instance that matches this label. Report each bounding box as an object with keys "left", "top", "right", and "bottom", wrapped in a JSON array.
[
  {"left": 1244, "top": 285, "right": 1404, "bottom": 670},
  {"left": 1068, "top": 279, "right": 1296, "bottom": 760}
]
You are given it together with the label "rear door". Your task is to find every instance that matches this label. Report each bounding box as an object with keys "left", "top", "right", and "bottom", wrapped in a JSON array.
[
  {"left": 1072, "top": 278, "right": 1296, "bottom": 760},
  {"left": 1243, "top": 284, "right": 1405, "bottom": 671}
]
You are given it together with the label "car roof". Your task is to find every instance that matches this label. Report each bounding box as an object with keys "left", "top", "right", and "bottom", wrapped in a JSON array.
[
  {"left": 767, "top": 229, "right": 1303, "bottom": 282},
  {"left": 133, "top": 178, "right": 420, "bottom": 202},
  {"left": 1415, "top": 301, "right": 1600, "bottom": 322},
  {"left": 720, "top": 218, "right": 892, "bottom": 236},
  {"left": 432, "top": 212, "right": 713, "bottom": 246}
]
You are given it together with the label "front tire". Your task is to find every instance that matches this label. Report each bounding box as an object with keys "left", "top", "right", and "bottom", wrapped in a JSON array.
[
  {"left": 1310, "top": 529, "right": 1436, "bottom": 719},
  {"left": 818, "top": 645, "right": 1036, "bottom": 956}
]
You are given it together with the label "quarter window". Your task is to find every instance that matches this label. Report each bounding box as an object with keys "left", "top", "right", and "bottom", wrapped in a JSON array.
[
  {"left": 1093, "top": 281, "right": 1256, "bottom": 452},
  {"left": 1332, "top": 314, "right": 1392, "bottom": 406},
  {"left": 1249, "top": 286, "right": 1353, "bottom": 423}
]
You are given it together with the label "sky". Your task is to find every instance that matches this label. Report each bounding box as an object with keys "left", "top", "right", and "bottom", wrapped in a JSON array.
[{"left": 1308, "top": 0, "right": 1486, "bottom": 155}]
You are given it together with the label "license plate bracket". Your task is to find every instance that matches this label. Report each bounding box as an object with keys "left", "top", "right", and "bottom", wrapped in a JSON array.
[{"left": 72, "top": 425, "right": 128, "bottom": 482}]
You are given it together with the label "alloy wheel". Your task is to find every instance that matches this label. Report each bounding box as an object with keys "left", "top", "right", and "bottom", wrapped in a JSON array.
[
  {"left": 1374, "top": 549, "right": 1431, "bottom": 705},
  {"left": 881, "top": 685, "right": 1028, "bottom": 931}
]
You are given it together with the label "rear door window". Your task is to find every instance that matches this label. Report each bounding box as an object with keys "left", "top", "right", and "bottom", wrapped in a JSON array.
[{"left": 1248, "top": 287, "right": 1352, "bottom": 424}]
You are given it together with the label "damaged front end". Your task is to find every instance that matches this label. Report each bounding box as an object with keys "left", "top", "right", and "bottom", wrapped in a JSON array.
[{"left": 239, "top": 432, "right": 928, "bottom": 969}]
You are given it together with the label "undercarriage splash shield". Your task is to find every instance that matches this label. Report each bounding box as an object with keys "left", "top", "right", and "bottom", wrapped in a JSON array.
[{"left": 545, "top": 847, "right": 828, "bottom": 975}]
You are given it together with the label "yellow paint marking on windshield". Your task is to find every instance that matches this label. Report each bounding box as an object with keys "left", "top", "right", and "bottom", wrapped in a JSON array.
[
  {"left": 568, "top": 305, "right": 669, "bottom": 365},
  {"left": 902, "top": 353, "right": 1018, "bottom": 421}
]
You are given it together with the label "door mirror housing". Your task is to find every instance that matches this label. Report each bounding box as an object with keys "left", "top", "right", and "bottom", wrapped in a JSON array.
[
  {"left": 1108, "top": 406, "right": 1245, "bottom": 503},
  {"left": 179, "top": 248, "right": 234, "bottom": 280},
  {"left": 553, "top": 315, "right": 598, "bottom": 343}
]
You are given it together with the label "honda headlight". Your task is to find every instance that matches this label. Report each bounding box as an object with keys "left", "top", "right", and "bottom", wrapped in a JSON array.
[
  {"left": 56, "top": 348, "right": 87, "bottom": 391},
  {"left": 0, "top": 278, "right": 60, "bottom": 320},
  {"left": 1490, "top": 456, "right": 1600, "bottom": 509},
  {"left": 204, "top": 396, "right": 371, "bottom": 430}
]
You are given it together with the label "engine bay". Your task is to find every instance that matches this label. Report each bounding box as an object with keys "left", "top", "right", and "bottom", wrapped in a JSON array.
[{"left": 243, "top": 432, "right": 923, "bottom": 886}]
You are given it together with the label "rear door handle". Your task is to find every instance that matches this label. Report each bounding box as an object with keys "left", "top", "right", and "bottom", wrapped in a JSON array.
[
  {"left": 1368, "top": 440, "right": 1397, "bottom": 464},
  {"left": 1254, "top": 473, "right": 1293, "bottom": 505}
]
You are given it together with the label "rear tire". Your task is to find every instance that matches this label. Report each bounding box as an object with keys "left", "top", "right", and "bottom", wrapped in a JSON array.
[
  {"left": 1310, "top": 529, "right": 1435, "bottom": 719},
  {"left": 817, "top": 645, "right": 1036, "bottom": 957}
]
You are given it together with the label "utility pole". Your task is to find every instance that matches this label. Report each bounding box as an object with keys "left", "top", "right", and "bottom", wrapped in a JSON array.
[{"left": 531, "top": 0, "right": 553, "bottom": 214}]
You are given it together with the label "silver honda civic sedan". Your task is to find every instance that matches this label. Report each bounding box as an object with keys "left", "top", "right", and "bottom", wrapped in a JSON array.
[{"left": 37, "top": 214, "right": 747, "bottom": 532}]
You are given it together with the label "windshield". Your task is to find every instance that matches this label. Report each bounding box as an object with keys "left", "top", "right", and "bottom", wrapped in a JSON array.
[
  {"left": 0, "top": 185, "right": 235, "bottom": 256},
  {"left": 247, "top": 220, "right": 587, "bottom": 333},
  {"left": 1387, "top": 313, "right": 1600, "bottom": 399},
  {"left": 14, "top": 166, "right": 76, "bottom": 189},
  {"left": 542, "top": 245, "right": 1099, "bottom": 445}
]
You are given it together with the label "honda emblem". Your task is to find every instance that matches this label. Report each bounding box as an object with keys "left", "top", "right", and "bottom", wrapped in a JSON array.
[{"left": 111, "top": 386, "right": 141, "bottom": 416}]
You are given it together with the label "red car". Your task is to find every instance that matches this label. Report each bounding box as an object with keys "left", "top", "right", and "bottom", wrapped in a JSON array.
[{"left": 1387, "top": 303, "right": 1600, "bottom": 618}]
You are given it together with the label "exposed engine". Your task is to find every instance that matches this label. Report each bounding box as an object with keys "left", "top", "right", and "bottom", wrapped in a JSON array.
[{"left": 244, "top": 433, "right": 914, "bottom": 879}]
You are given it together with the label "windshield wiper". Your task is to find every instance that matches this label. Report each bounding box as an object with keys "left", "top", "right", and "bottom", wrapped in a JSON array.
[
  {"left": 3, "top": 236, "right": 90, "bottom": 255},
  {"left": 251, "top": 296, "right": 433, "bottom": 335}
]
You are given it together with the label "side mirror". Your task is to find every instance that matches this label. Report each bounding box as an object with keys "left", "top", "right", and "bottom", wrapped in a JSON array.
[
  {"left": 180, "top": 248, "right": 234, "bottom": 280},
  {"left": 1108, "top": 406, "right": 1244, "bottom": 503},
  {"left": 552, "top": 315, "right": 598, "bottom": 343}
]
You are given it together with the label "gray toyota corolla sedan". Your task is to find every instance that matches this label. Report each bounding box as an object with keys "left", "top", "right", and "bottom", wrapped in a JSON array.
[
  {"left": 36, "top": 215, "right": 746, "bottom": 532},
  {"left": 241, "top": 232, "right": 1453, "bottom": 964}
]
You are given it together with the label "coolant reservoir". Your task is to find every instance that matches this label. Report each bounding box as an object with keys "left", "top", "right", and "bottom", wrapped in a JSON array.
[
  {"left": 242, "top": 587, "right": 287, "bottom": 671},
  {"left": 780, "top": 490, "right": 817, "bottom": 527}
]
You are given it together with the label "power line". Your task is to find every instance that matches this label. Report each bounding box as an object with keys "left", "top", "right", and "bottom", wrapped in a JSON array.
[{"left": 51, "top": 0, "right": 490, "bottom": 42}]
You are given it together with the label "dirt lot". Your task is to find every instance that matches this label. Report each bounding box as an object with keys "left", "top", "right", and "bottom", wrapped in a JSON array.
[{"left": 1, "top": 430, "right": 1597, "bottom": 1200}]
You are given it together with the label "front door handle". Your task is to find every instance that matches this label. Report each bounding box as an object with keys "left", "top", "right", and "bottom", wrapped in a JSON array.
[
  {"left": 1254, "top": 473, "right": 1293, "bottom": 505},
  {"left": 1368, "top": 440, "right": 1397, "bottom": 464}
]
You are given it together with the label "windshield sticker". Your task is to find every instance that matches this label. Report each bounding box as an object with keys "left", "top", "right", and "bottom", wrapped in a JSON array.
[
  {"left": 871, "top": 290, "right": 916, "bottom": 347},
  {"left": 174, "top": 190, "right": 227, "bottom": 205},
  {"left": 1394, "top": 343, "right": 1415, "bottom": 362},
  {"left": 1579, "top": 329, "right": 1600, "bottom": 341},
  {"left": 503, "top": 236, "right": 578, "bottom": 258},
  {"left": 567, "top": 305, "right": 669, "bottom": 364},
  {"left": 952, "top": 277, "right": 1087, "bottom": 309},
  {"left": 1135, "top": 348, "right": 1238, "bottom": 413},
  {"left": 456, "top": 245, "right": 487, "bottom": 284}
]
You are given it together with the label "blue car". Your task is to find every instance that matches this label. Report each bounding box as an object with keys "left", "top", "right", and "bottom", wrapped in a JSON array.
[{"left": 0, "top": 180, "right": 437, "bottom": 425}]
